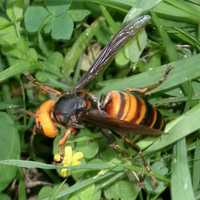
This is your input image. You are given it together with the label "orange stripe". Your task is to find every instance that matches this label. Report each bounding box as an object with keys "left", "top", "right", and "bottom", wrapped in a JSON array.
[
  {"left": 104, "top": 91, "right": 121, "bottom": 118},
  {"left": 135, "top": 98, "right": 147, "bottom": 124},
  {"left": 149, "top": 108, "right": 157, "bottom": 128},
  {"left": 120, "top": 92, "right": 130, "bottom": 120},
  {"left": 124, "top": 94, "right": 137, "bottom": 122}
]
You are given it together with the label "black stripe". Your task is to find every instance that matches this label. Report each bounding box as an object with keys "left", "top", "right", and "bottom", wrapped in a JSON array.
[
  {"left": 141, "top": 102, "right": 153, "bottom": 126},
  {"left": 160, "top": 119, "right": 165, "bottom": 130},
  {"left": 130, "top": 94, "right": 141, "bottom": 124},
  {"left": 153, "top": 111, "right": 162, "bottom": 129}
]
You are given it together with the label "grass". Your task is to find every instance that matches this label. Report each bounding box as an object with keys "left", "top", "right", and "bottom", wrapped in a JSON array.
[{"left": 0, "top": 0, "right": 200, "bottom": 199}]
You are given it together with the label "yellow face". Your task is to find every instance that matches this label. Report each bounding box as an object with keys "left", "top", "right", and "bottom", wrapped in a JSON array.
[{"left": 35, "top": 100, "right": 58, "bottom": 138}]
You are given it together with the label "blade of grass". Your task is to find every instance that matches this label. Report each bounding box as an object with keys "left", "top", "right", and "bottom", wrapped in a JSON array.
[
  {"left": 172, "top": 27, "right": 200, "bottom": 50},
  {"left": 0, "top": 159, "right": 118, "bottom": 171},
  {"left": 192, "top": 139, "right": 200, "bottom": 192},
  {"left": 100, "top": 5, "right": 119, "bottom": 33},
  {"left": 43, "top": 172, "right": 116, "bottom": 200},
  {"left": 73, "top": 0, "right": 130, "bottom": 13},
  {"left": 0, "top": 160, "right": 56, "bottom": 169},
  {"left": 153, "top": 0, "right": 200, "bottom": 23},
  {"left": 63, "top": 17, "right": 103, "bottom": 77},
  {"left": 151, "top": 12, "right": 178, "bottom": 62},
  {"left": 98, "top": 53, "right": 200, "bottom": 95},
  {"left": 164, "top": 0, "right": 200, "bottom": 19},
  {"left": 146, "top": 102, "right": 200, "bottom": 152},
  {"left": 171, "top": 139, "right": 195, "bottom": 200},
  {"left": 0, "top": 61, "right": 40, "bottom": 82}
]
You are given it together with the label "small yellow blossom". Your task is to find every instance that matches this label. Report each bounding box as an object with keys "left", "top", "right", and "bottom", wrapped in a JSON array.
[
  {"left": 54, "top": 153, "right": 61, "bottom": 162},
  {"left": 63, "top": 146, "right": 73, "bottom": 165},
  {"left": 72, "top": 152, "right": 84, "bottom": 161},
  {"left": 71, "top": 160, "right": 81, "bottom": 166},
  {"left": 55, "top": 145, "right": 84, "bottom": 178},
  {"left": 59, "top": 168, "right": 68, "bottom": 177},
  {"left": 72, "top": 152, "right": 84, "bottom": 165}
]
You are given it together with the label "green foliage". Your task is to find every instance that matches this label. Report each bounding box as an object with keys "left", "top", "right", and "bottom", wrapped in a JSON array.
[
  {"left": 0, "top": 112, "right": 20, "bottom": 191},
  {"left": 104, "top": 180, "right": 140, "bottom": 200},
  {"left": 1, "top": 0, "right": 200, "bottom": 199},
  {"left": 75, "top": 129, "right": 99, "bottom": 159},
  {"left": 24, "top": 1, "right": 90, "bottom": 40}
]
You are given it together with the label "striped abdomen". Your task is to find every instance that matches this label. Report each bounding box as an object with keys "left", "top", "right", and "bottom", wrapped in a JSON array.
[{"left": 102, "top": 91, "right": 164, "bottom": 130}]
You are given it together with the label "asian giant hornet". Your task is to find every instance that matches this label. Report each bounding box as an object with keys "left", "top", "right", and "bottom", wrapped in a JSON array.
[{"left": 33, "top": 15, "right": 169, "bottom": 155}]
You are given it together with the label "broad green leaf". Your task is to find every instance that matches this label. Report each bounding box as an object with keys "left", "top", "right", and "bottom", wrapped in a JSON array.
[
  {"left": 125, "top": 28, "right": 147, "bottom": 63},
  {"left": 7, "top": 6, "right": 23, "bottom": 22},
  {"left": 0, "top": 17, "right": 19, "bottom": 46},
  {"left": 43, "top": 52, "right": 64, "bottom": 76},
  {"left": 39, "top": 186, "right": 53, "bottom": 200},
  {"left": 51, "top": 13, "right": 74, "bottom": 40},
  {"left": 75, "top": 129, "right": 99, "bottom": 159},
  {"left": 69, "top": 184, "right": 101, "bottom": 200},
  {"left": 146, "top": 102, "right": 200, "bottom": 152},
  {"left": 115, "top": 50, "right": 129, "bottom": 67},
  {"left": 24, "top": 6, "right": 49, "bottom": 33},
  {"left": 115, "top": 27, "right": 147, "bottom": 67},
  {"left": 46, "top": 0, "right": 71, "bottom": 16},
  {"left": 0, "top": 112, "right": 20, "bottom": 192},
  {"left": 68, "top": 9, "right": 91, "bottom": 22},
  {"left": 0, "top": 194, "right": 11, "bottom": 200},
  {"left": 171, "top": 139, "right": 195, "bottom": 200},
  {"left": 38, "top": 184, "right": 69, "bottom": 200},
  {"left": 104, "top": 180, "right": 140, "bottom": 200}
]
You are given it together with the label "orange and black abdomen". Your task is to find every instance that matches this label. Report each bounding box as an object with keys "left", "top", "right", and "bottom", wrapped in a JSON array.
[{"left": 102, "top": 91, "right": 164, "bottom": 130}]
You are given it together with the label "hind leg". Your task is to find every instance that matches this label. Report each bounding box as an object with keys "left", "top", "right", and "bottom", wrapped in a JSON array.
[{"left": 126, "top": 65, "right": 172, "bottom": 95}]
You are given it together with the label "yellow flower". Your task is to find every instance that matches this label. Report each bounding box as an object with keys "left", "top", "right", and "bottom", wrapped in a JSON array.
[
  {"left": 63, "top": 146, "right": 73, "bottom": 165},
  {"left": 72, "top": 152, "right": 84, "bottom": 166},
  {"left": 55, "top": 146, "right": 84, "bottom": 178},
  {"left": 54, "top": 153, "right": 61, "bottom": 162},
  {"left": 59, "top": 168, "right": 69, "bottom": 177}
]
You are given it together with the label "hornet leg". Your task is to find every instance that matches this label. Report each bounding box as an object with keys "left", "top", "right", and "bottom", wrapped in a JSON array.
[
  {"left": 126, "top": 65, "right": 172, "bottom": 95},
  {"left": 25, "top": 74, "right": 62, "bottom": 96}
]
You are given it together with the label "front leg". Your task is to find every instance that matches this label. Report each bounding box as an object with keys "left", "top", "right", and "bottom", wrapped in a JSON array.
[
  {"left": 58, "top": 127, "right": 77, "bottom": 146},
  {"left": 26, "top": 74, "right": 62, "bottom": 96}
]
